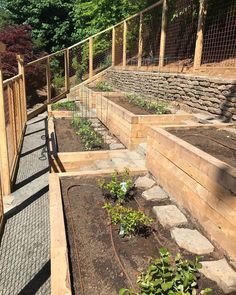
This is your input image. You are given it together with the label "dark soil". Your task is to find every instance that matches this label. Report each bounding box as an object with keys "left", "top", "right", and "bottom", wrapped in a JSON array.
[
  {"left": 105, "top": 96, "right": 156, "bottom": 115},
  {"left": 170, "top": 127, "right": 236, "bottom": 168},
  {"left": 61, "top": 176, "right": 226, "bottom": 295},
  {"left": 54, "top": 118, "right": 108, "bottom": 152}
]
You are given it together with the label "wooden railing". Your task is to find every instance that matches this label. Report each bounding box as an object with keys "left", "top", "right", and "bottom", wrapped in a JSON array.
[
  {"left": 0, "top": 55, "right": 27, "bottom": 196},
  {"left": 0, "top": 177, "right": 3, "bottom": 232}
]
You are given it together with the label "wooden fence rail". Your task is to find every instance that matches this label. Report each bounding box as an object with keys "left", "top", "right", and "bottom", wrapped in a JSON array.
[{"left": 0, "top": 55, "right": 27, "bottom": 197}]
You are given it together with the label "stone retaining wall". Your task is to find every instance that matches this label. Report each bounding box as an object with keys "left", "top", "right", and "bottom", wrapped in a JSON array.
[{"left": 106, "top": 69, "right": 236, "bottom": 121}]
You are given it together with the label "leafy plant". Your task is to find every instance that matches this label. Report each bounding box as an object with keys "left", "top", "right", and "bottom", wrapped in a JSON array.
[
  {"left": 71, "top": 115, "right": 102, "bottom": 150},
  {"left": 119, "top": 248, "right": 212, "bottom": 295},
  {"left": 52, "top": 73, "right": 65, "bottom": 93},
  {"left": 103, "top": 202, "right": 153, "bottom": 236},
  {"left": 96, "top": 80, "right": 114, "bottom": 92},
  {"left": 125, "top": 93, "right": 170, "bottom": 115},
  {"left": 98, "top": 169, "right": 134, "bottom": 203},
  {"left": 52, "top": 101, "right": 76, "bottom": 111}
]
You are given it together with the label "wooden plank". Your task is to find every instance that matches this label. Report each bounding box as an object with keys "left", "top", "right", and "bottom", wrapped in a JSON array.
[
  {"left": 138, "top": 13, "right": 143, "bottom": 67},
  {"left": 17, "top": 55, "right": 27, "bottom": 125},
  {"left": 112, "top": 27, "right": 116, "bottom": 66},
  {"left": 46, "top": 57, "right": 52, "bottom": 103},
  {"left": 123, "top": 21, "right": 127, "bottom": 68},
  {"left": 64, "top": 49, "right": 70, "bottom": 92},
  {"left": 0, "top": 58, "right": 11, "bottom": 196},
  {"left": 89, "top": 37, "right": 93, "bottom": 79},
  {"left": 49, "top": 174, "right": 72, "bottom": 295}
]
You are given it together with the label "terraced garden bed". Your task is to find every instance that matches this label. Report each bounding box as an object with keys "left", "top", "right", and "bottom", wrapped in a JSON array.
[
  {"left": 50, "top": 170, "right": 229, "bottom": 295},
  {"left": 147, "top": 125, "right": 236, "bottom": 261}
]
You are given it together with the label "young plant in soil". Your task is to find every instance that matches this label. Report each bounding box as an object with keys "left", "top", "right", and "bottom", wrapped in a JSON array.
[
  {"left": 125, "top": 93, "right": 170, "bottom": 115},
  {"left": 120, "top": 247, "right": 212, "bottom": 295},
  {"left": 98, "top": 169, "right": 134, "bottom": 203},
  {"left": 96, "top": 80, "right": 114, "bottom": 92},
  {"left": 103, "top": 202, "right": 153, "bottom": 237},
  {"left": 71, "top": 115, "right": 102, "bottom": 150},
  {"left": 51, "top": 101, "right": 76, "bottom": 111}
]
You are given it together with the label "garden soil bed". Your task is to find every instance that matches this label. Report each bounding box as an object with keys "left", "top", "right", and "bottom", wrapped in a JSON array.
[
  {"left": 61, "top": 176, "right": 226, "bottom": 295},
  {"left": 170, "top": 127, "right": 236, "bottom": 168},
  {"left": 54, "top": 118, "right": 111, "bottom": 152},
  {"left": 105, "top": 96, "right": 159, "bottom": 115}
]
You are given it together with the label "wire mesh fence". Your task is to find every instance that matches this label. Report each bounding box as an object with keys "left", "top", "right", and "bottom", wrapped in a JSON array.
[
  {"left": 114, "top": 23, "right": 124, "bottom": 66},
  {"left": 126, "top": 15, "right": 140, "bottom": 66},
  {"left": 141, "top": 4, "right": 163, "bottom": 67},
  {"left": 164, "top": 0, "right": 199, "bottom": 71},
  {"left": 93, "top": 30, "right": 112, "bottom": 74},
  {"left": 201, "top": 0, "right": 236, "bottom": 67}
]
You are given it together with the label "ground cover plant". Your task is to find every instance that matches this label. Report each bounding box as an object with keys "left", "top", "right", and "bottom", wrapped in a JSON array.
[
  {"left": 103, "top": 202, "right": 153, "bottom": 236},
  {"left": 51, "top": 101, "right": 76, "bottom": 111},
  {"left": 96, "top": 80, "right": 114, "bottom": 92},
  {"left": 120, "top": 248, "right": 212, "bottom": 295},
  {"left": 98, "top": 169, "right": 134, "bottom": 203},
  {"left": 71, "top": 115, "right": 102, "bottom": 150},
  {"left": 125, "top": 93, "right": 170, "bottom": 115}
]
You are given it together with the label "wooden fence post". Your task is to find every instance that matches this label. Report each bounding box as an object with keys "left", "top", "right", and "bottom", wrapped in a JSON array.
[
  {"left": 16, "top": 55, "right": 27, "bottom": 125},
  {"left": 46, "top": 57, "right": 52, "bottom": 103},
  {"left": 64, "top": 49, "right": 70, "bottom": 92},
  {"left": 159, "top": 0, "right": 168, "bottom": 68},
  {"left": 112, "top": 27, "right": 116, "bottom": 66},
  {"left": 138, "top": 13, "right": 143, "bottom": 67},
  {"left": 0, "top": 57, "right": 11, "bottom": 196},
  {"left": 193, "top": 0, "right": 207, "bottom": 70},
  {"left": 89, "top": 37, "right": 93, "bottom": 79},
  {"left": 123, "top": 21, "right": 127, "bottom": 68}
]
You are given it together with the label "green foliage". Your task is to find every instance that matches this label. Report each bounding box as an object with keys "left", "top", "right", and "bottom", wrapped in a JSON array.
[
  {"left": 98, "top": 169, "right": 134, "bottom": 203},
  {"left": 0, "top": 8, "right": 13, "bottom": 29},
  {"left": 119, "top": 248, "right": 212, "bottom": 295},
  {"left": 103, "top": 202, "right": 153, "bottom": 236},
  {"left": 52, "top": 73, "right": 64, "bottom": 92},
  {"left": 125, "top": 93, "right": 170, "bottom": 115},
  {"left": 96, "top": 80, "right": 113, "bottom": 92},
  {"left": 52, "top": 101, "right": 76, "bottom": 111},
  {"left": 71, "top": 116, "right": 102, "bottom": 150}
]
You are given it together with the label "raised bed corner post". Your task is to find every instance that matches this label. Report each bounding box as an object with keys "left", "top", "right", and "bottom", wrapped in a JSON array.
[
  {"left": 16, "top": 54, "right": 27, "bottom": 125},
  {"left": 159, "top": 0, "right": 168, "bottom": 68},
  {"left": 112, "top": 27, "right": 116, "bottom": 67},
  {"left": 89, "top": 37, "right": 93, "bottom": 79},
  {"left": 193, "top": 0, "right": 207, "bottom": 71},
  {"left": 64, "top": 49, "right": 70, "bottom": 92},
  {"left": 46, "top": 57, "right": 52, "bottom": 104},
  {"left": 123, "top": 20, "right": 127, "bottom": 68},
  {"left": 138, "top": 13, "right": 143, "bottom": 67},
  {"left": 0, "top": 57, "right": 11, "bottom": 196}
]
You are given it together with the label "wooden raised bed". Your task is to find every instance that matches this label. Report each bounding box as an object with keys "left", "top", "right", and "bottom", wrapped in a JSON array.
[
  {"left": 146, "top": 125, "right": 236, "bottom": 260},
  {"left": 78, "top": 85, "right": 196, "bottom": 150},
  {"left": 50, "top": 168, "right": 224, "bottom": 295}
]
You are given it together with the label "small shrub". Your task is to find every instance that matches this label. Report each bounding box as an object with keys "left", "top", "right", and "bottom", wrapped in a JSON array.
[
  {"left": 52, "top": 73, "right": 64, "bottom": 92},
  {"left": 96, "top": 80, "right": 114, "bottom": 92},
  {"left": 98, "top": 169, "right": 134, "bottom": 203},
  {"left": 71, "top": 116, "right": 102, "bottom": 150},
  {"left": 103, "top": 202, "right": 153, "bottom": 236},
  {"left": 125, "top": 93, "right": 170, "bottom": 115},
  {"left": 119, "top": 248, "right": 212, "bottom": 295},
  {"left": 52, "top": 101, "right": 76, "bottom": 111}
]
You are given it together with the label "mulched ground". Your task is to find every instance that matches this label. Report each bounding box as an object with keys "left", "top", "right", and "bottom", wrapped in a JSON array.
[
  {"left": 61, "top": 176, "right": 226, "bottom": 295},
  {"left": 54, "top": 118, "right": 108, "bottom": 152},
  {"left": 170, "top": 127, "right": 236, "bottom": 168}
]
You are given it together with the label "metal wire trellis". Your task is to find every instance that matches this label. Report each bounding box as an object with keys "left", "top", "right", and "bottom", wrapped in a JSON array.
[{"left": 126, "top": 15, "right": 140, "bottom": 66}]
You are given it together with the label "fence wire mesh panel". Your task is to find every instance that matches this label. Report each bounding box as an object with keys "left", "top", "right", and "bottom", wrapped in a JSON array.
[
  {"left": 114, "top": 23, "right": 124, "bottom": 66},
  {"left": 25, "top": 61, "right": 47, "bottom": 111},
  {"left": 201, "top": 0, "right": 236, "bottom": 67},
  {"left": 126, "top": 15, "right": 140, "bottom": 66},
  {"left": 164, "top": 0, "right": 199, "bottom": 71},
  {"left": 68, "top": 41, "right": 89, "bottom": 88},
  {"left": 142, "top": 4, "right": 163, "bottom": 66},
  {"left": 93, "top": 30, "right": 112, "bottom": 74},
  {"left": 49, "top": 51, "right": 66, "bottom": 99}
]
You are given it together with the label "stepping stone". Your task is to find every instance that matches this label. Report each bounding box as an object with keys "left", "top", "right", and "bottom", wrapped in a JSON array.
[
  {"left": 134, "top": 159, "right": 146, "bottom": 168},
  {"left": 171, "top": 228, "right": 214, "bottom": 255},
  {"left": 153, "top": 205, "right": 187, "bottom": 227},
  {"left": 142, "top": 185, "right": 168, "bottom": 201},
  {"left": 109, "top": 143, "right": 125, "bottom": 150},
  {"left": 200, "top": 259, "right": 236, "bottom": 294},
  {"left": 111, "top": 158, "right": 130, "bottom": 168},
  {"left": 135, "top": 176, "right": 155, "bottom": 189},
  {"left": 137, "top": 142, "right": 147, "bottom": 157}
]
